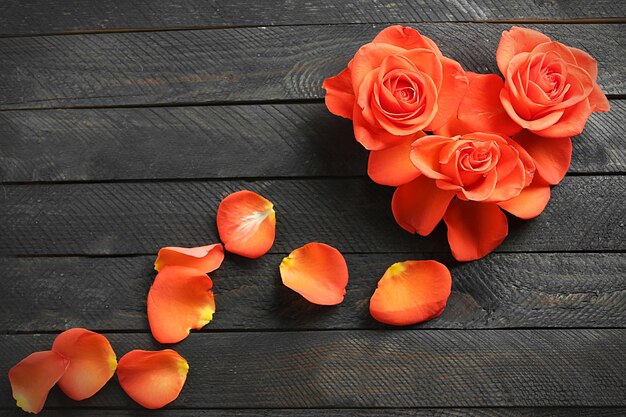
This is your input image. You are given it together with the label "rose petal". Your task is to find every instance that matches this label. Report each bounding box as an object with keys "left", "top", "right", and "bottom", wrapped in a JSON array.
[
  {"left": 444, "top": 200, "right": 508, "bottom": 261},
  {"left": 154, "top": 243, "right": 224, "bottom": 274},
  {"left": 51, "top": 328, "right": 117, "bottom": 401},
  {"left": 368, "top": 133, "right": 424, "bottom": 186},
  {"left": 147, "top": 266, "right": 215, "bottom": 344},
  {"left": 117, "top": 349, "right": 188, "bottom": 409},
  {"left": 498, "top": 179, "right": 551, "bottom": 219},
  {"left": 588, "top": 84, "right": 610, "bottom": 112},
  {"left": 369, "top": 260, "right": 452, "bottom": 326},
  {"left": 216, "top": 190, "right": 276, "bottom": 258},
  {"left": 372, "top": 25, "right": 442, "bottom": 56},
  {"left": 513, "top": 130, "right": 572, "bottom": 184},
  {"left": 392, "top": 175, "right": 455, "bottom": 236},
  {"left": 532, "top": 98, "right": 592, "bottom": 138},
  {"left": 496, "top": 26, "right": 551, "bottom": 75},
  {"left": 322, "top": 67, "right": 355, "bottom": 119},
  {"left": 457, "top": 73, "right": 522, "bottom": 136},
  {"left": 279, "top": 242, "right": 348, "bottom": 305},
  {"left": 426, "top": 57, "right": 469, "bottom": 131},
  {"left": 350, "top": 43, "right": 407, "bottom": 92},
  {"left": 9, "top": 351, "right": 69, "bottom": 414},
  {"left": 409, "top": 135, "right": 453, "bottom": 180}
]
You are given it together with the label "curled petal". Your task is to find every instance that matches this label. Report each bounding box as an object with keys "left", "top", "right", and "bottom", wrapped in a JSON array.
[
  {"left": 117, "top": 350, "right": 188, "bottom": 409},
  {"left": 280, "top": 242, "right": 348, "bottom": 305},
  {"left": 322, "top": 67, "right": 355, "bottom": 119},
  {"left": 496, "top": 26, "right": 551, "bottom": 75},
  {"left": 498, "top": 179, "right": 551, "bottom": 219},
  {"left": 154, "top": 243, "right": 224, "bottom": 274},
  {"left": 148, "top": 266, "right": 215, "bottom": 344},
  {"left": 513, "top": 130, "right": 572, "bottom": 185},
  {"left": 426, "top": 57, "right": 469, "bottom": 132},
  {"left": 457, "top": 73, "right": 522, "bottom": 136},
  {"left": 372, "top": 25, "right": 442, "bottom": 55},
  {"left": 217, "top": 190, "right": 276, "bottom": 258},
  {"left": 392, "top": 176, "right": 455, "bottom": 235},
  {"left": 444, "top": 200, "right": 508, "bottom": 261},
  {"left": 370, "top": 260, "right": 452, "bottom": 326},
  {"left": 588, "top": 84, "right": 610, "bottom": 112},
  {"left": 532, "top": 98, "right": 592, "bottom": 138},
  {"left": 51, "top": 328, "right": 117, "bottom": 401},
  {"left": 368, "top": 133, "right": 424, "bottom": 186},
  {"left": 9, "top": 351, "right": 69, "bottom": 414}
]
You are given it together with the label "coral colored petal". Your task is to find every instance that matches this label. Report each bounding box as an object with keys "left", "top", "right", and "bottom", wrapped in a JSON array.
[
  {"left": 588, "top": 84, "right": 610, "bottom": 112},
  {"left": 117, "top": 350, "right": 188, "bottom": 409},
  {"left": 457, "top": 73, "right": 522, "bottom": 136},
  {"left": 368, "top": 133, "right": 424, "bottom": 186},
  {"left": 444, "top": 200, "right": 508, "bottom": 261},
  {"left": 426, "top": 57, "right": 469, "bottom": 132},
  {"left": 369, "top": 260, "right": 452, "bottom": 326},
  {"left": 9, "top": 351, "right": 69, "bottom": 414},
  {"left": 51, "top": 328, "right": 117, "bottom": 401},
  {"left": 496, "top": 26, "right": 551, "bottom": 75},
  {"left": 372, "top": 25, "right": 442, "bottom": 55},
  {"left": 148, "top": 266, "right": 215, "bottom": 344},
  {"left": 513, "top": 130, "right": 572, "bottom": 185},
  {"left": 154, "top": 243, "right": 224, "bottom": 274},
  {"left": 532, "top": 98, "right": 592, "bottom": 138},
  {"left": 279, "top": 242, "right": 348, "bottom": 305},
  {"left": 322, "top": 67, "right": 355, "bottom": 119},
  {"left": 216, "top": 190, "right": 276, "bottom": 258},
  {"left": 498, "top": 180, "right": 551, "bottom": 219},
  {"left": 392, "top": 176, "right": 455, "bottom": 236}
]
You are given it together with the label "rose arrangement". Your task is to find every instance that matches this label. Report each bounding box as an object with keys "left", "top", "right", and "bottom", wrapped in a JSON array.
[
  {"left": 324, "top": 25, "right": 609, "bottom": 261},
  {"left": 9, "top": 25, "right": 609, "bottom": 414}
]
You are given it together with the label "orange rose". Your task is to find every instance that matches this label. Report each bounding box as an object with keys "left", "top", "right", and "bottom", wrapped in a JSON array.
[
  {"left": 388, "top": 132, "right": 550, "bottom": 261},
  {"left": 323, "top": 25, "right": 468, "bottom": 150},
  {"left": 452, "top": 28, "right": 609, "bottom": 139}
]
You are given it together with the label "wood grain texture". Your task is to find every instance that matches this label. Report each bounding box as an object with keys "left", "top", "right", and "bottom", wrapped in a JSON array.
[
  {"left": 0, "top": 101, "right": 623, "bottom": 182},
  {"left": 1, "top": 409, "right": 625, "bottom": 417},
  {"left": 1, "top": 253, "right": 624, "bottom": 332},
  {"left": 0, "top": 24, "right": 622, "bottom": 110},
  {"left": 0, "top": 0, "right": 624, "bottom": 36},
  {"left": 0, "top": 176, "right": 624, "bottom": 256},
  {"left": 1, "top": 330, "right": 625, "bottom": 408}
]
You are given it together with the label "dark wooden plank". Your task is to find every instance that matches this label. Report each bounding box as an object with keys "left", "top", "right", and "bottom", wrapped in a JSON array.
[
  {"left": 0, "top": 176, "right": 623, "bottom": 256},
  {"left": 1, "top": 253, "right": 624, "bottom": 332},
  {"left": 1, "top": 330, "right": 625, "bottom": 408},
  {"left": 1, "top": 409, "right": 624, "bottom": 417},
  {"left": 0, "top": 24, "right": 622, "bottom": 110},
  {"left": 0, "top": 0, "right": 624, "bottom": 36},
  {"left": 0, "top": 101, "right": 623, "bottom": 183}
]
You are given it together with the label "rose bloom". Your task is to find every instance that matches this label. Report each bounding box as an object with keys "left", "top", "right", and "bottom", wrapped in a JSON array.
[
  {"left": 456, "top": 27, "right": 609, "bottom": 139},
  {"left": 369, "top": 131, "right": 550, "bottom": 261},
  {"left": 323, "top": 25, "right": 468, "bottom": 150}
]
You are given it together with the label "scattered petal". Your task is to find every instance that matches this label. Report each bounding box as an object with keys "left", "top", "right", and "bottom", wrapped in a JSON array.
[
  {"left": 154, "top": 243, "right": 224, "bottom": 274},
  {"left": 280, "top": 242, "right": 348, "bottom": 305},
  {"left": 148, "top": 266, "right": 215, "bottom": 344},
  {"left": 444, "top": 200, "right": 508, "bottom": 261},
  {"left": 9, "top": 351, "right": 69, "bottom": 414},
  {"left": 117, "top": 349, "right": 188, "bottom": 409},
  {"left": 51, "top": 328, "right": 117, "bottom": 401},
  {"left": 370, "top": 260, "right": 452, "bottom": 326},
  {"left": 217, "top": 190, "right": 276, "bottom": 258}
]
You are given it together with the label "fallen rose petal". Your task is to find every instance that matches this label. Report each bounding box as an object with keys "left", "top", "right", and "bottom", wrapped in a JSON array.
[
  {"left": 444, "top": 200, "right": 508, "bottom": 261},
  {"left": 51, "top": 328, "right": 117, "bottom": 401},
  {"left": 370, "top": 260, "right": 452, "bottom": 326},
  {"left": 512, "top": 130, "right": 572, "bottom": 185},
  {"left": 117, "top": 349, "right": 188, "bottom": 409},
  {"left": 9, "top": 351, "right": 69, "bottom": 414},
  {"left": 392, "top": 175, "right": 455, "bottom": 236},
  {"left": 148, "top": 266, "right": 215, "bottom": 344},
  {"left": 216, "top": 190, "right": 276, "bottom": 258},
  {"left": 154, "top": 243, "right": 224, "bottom": 274},
  {"left": 368, "top": 133, "right": 424, "bottom": 186},
  {"left": 280, "top": 242, "right": 348, "bottom": 305}
]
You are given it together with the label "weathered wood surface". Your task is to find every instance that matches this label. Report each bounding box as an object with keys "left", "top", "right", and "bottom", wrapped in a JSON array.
[
  {"left": 1, "top": 330, "right": 625, "bottom": 408},
  {"left": 0, "top": 0, "right": 624, "bottom": 36},
  {"left": 2, "top": 409, "right": 625, "bottom": 417},
  {"left": 0, "top": 101, "right": 623, "bottom": 183},
  {"left": 0, "top": 24, "right": 622, "bottom": 110},
  {"left": 1, "top": 176, "right": 623, "bottom": 256},
  {"left": 1, "top": 253, "right": 624, "bottom": 332}
]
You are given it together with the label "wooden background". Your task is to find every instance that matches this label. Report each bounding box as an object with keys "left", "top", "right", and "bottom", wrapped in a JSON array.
[{"left": 0, "top": 1, "right": 625, "bottom": 416}]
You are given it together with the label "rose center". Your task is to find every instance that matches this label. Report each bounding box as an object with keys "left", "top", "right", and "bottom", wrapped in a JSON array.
[{"left": 458, "top": 142, "right": 500, "bottom": 174}]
